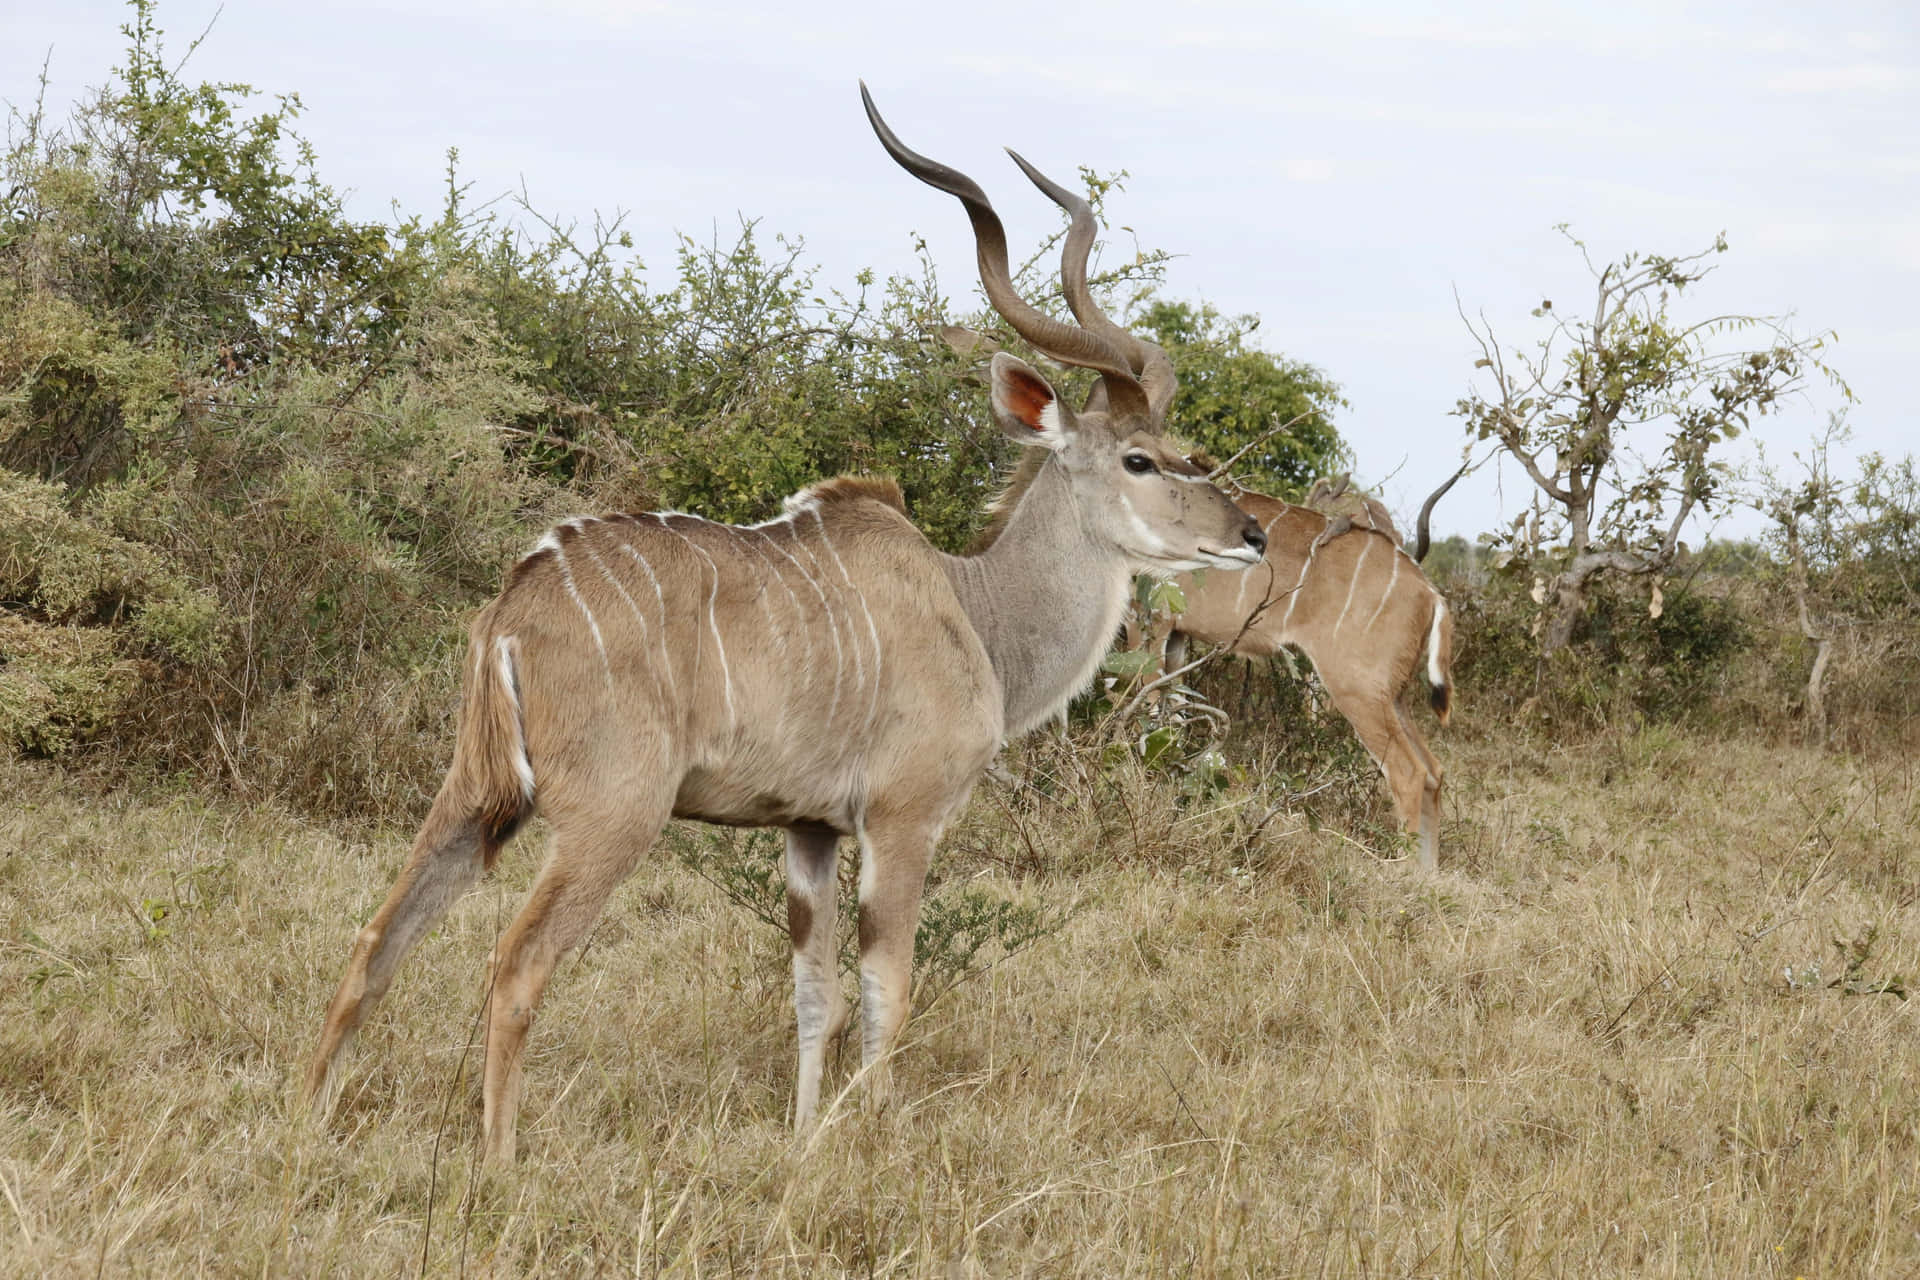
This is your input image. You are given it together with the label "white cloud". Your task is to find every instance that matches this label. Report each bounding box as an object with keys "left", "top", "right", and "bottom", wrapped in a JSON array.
[
  {"left": 1766, "top": 65, "right": 1908, "bottom": 94},
  {"left": 1749, "top": 217, "right": 1920, "bottom": 270},
  {"left": 1282, "top": 157, "right": 1335, "bottom": 184},
  {"left": 1347, "top": 16, "right": 1538, "bottom": 48}
]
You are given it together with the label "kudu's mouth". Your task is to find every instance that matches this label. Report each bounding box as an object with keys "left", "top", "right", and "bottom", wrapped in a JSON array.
[
  {"left": 1137, "top": 543, "right": 1265, "bottom": 574},
  {"left": 1195, "top": 544, "right": 1266, "bottom": 569},
  {"left": 1193, "top": 519, "right": 1270, "bottom": 569}
]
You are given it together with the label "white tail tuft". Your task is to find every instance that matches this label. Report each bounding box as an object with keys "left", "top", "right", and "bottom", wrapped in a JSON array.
[
  {"left": 1426, "top": 597, "right": 1448, "bottom": 691},
  {"left": 495, "top": 636, "right": 534, "bottom": 802}
]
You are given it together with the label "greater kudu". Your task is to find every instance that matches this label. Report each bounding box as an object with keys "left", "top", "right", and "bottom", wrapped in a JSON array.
[
  {"left": 1137, "top": 483, "right": 1454, "bottom": 870},
  {"left": 303, "top": 87, "right": 1266, "bottom": 1161}
]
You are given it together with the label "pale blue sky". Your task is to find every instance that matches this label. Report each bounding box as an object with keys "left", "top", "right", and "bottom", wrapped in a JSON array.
[{"left": 6, "top": 0, "right": 1914, "bottom": 541}]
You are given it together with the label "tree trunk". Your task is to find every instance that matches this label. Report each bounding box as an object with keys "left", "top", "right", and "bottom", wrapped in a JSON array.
[
  {"left": 1805, "top": 636, "right": 1832, "bottom": 747},
  {"left": 1544, "top": 575, "right": 1587, "bottom": 655},
  {"left": 1543, "top": 548, "right": 1661, "bottom": 657}
]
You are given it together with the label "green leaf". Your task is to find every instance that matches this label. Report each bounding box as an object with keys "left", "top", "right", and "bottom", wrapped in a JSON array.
[
  {"left": 1148, "top": 580, "right": 1188, "bottom": 615},
  {"left": 1139, "top": 726, "right": 1178, "bottom": 768},
  {"left": 1100, "top": 649, "right": 1156, "bottom": 678}
]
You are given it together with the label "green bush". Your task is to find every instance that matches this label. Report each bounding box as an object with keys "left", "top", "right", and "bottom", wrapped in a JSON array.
[
  {"left": 1444, "top": 563, "right": 1749, "bottom": 730},
  {"left": 1, "top": 4, "right": 1351, "bottom": 821}
]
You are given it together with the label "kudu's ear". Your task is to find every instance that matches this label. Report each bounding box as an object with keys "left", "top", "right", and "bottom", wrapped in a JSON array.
[{"left": 988, "top": 352, "right": 1071, "bottom": 450}]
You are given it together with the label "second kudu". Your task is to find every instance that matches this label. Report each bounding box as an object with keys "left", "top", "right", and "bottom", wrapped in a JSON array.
[
  {"left": 1137, "top": 482, "right": 1454, "bottom": 870},
  {"left": 303, "top": 87, "right": 1265, "bottom": 1161}
]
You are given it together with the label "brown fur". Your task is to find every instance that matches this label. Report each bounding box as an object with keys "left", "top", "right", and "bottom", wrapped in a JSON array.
[
  {"left": 803, "top": 474, "right": 909, "bottom": 514},
  {"left": 786, "top": 893, "right": 814, "bottom": 951}
]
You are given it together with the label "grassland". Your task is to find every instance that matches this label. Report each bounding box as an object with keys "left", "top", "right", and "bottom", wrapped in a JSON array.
[{"left": 2, "top": 720, "right": 1916, "bottom": 1277}]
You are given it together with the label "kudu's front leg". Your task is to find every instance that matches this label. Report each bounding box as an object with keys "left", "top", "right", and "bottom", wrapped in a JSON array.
[{"left": 852, "top": 810, "right": 939, "bottom": 1114}]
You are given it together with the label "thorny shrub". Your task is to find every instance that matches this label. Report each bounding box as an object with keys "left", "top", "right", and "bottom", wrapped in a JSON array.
[{"left": 0, "top": 6, "right": 1341, "bottom": 822}]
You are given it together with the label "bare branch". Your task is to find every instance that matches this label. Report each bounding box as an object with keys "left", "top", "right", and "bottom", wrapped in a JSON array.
[
  {"left": 1507, "top": 434, "right": 1573, "bottom": 504},
  {"left": 1204, "top": 410, "right": 1317, "bottom": 482},
  {"left": 1107, "top": 644, "right": 1224, "bottom": 726},
  {"left": 1564, "top": 547, "right": 1652, "bottom": 581}
]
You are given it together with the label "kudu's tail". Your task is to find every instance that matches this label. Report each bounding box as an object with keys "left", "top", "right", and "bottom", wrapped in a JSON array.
[
  {"left": 1425, "top": 594, "right": 1454, "bottom": 726},
  {"left": 444, "top": 628, "right": 535, "bottom": 862}
]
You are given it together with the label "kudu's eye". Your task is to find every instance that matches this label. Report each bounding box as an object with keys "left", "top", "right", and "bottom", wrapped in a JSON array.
[{"left": 1123, "top": 454, "right": 1157, "bottom": 475}]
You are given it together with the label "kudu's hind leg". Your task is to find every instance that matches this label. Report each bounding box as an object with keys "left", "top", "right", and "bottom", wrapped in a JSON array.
[
  {"left": 1394, "top": 701, "right": 1444, "bottom": 872},
  {"left": 1370, "top": 701, "right": 1438, "bottom": 872},
  {"left": 481, "top": 800, "right": 668, "bottom": 1164},
  {"left": 1325, "top": 681, "right": 1434, "bottom": 871},
  {"left": 787, "top": 822, "right": 848, "bottom": 1130},
  {"left": 305, "top": 794, "right": 493, "bottom": 1117}
]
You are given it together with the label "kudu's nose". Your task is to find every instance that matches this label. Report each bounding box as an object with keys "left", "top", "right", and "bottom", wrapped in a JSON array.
[{"left": 1242, "top": 520, "right": 1268, "bottom": 557}]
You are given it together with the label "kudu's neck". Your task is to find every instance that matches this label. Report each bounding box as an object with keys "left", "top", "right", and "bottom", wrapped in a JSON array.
[{"left": 942, "top": 457, "right": 1131, "bottom": 738}]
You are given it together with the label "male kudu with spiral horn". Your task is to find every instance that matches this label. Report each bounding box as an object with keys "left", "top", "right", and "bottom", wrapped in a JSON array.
[{"left": 302, "top": 85, "right": 1265, "bottom": 1162}]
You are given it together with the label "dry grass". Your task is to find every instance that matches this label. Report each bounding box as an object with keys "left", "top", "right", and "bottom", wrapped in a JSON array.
[{"left": 2, "top": 724, "right": 1916, "bottom": 1277}]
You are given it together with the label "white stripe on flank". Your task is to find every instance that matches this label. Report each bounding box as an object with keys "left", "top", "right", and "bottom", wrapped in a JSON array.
[
  {"left": 618, "top": 540, "right": 677, "bottom": 699},
  {"left": 731, "top": 526, "right": 805, "bottom": 733},
  {"left": 494, "top": 635, "right": 534, "bottom": 801},
  {"left": 581, "top": 538, "right": 673, "bottom": 699},
  {"left": 1332, "top": 537, "right": 1371, "bottom": 634},
  {"left": 747, "top": 528, "right": 816, "bottom": 669},
  {"left": 660, "top": 521, "right": 737, "bottom": 733},
  {"left": 811, "top": 509, "right": 885, "bottom": 737},
  {"left": 805, "top": 515, "right": 864, "bottom": 694},
  {"left": 1362, "top": 548, "right": 1402, "bottom": 634},
  {"left": 781, "top": 528, "right": 848, "bottom": 731},
  {"left": 1427, "top": 595, "right": 1449, "bottom": 688},
  {"left": 580, "top": 540, "right": 647, "bottom": 643},
  {"left": 1279, "top": 536, "right": 1321, "bottom": 632},
  {"left": 551, "top": 543, "right": 612, "bottom": 686},
  {"left": 734, "top": 531, "right": 796, "bottom": 662}
]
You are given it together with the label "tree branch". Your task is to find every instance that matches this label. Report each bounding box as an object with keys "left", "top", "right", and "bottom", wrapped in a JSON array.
[
  {"left": 1504, "top": 432, "right": 1571, "bottom": 503},
  {"left": 1205, "top": 410, "right": 1316, "bottom": 482},
  {"left": 1563, "top": 547, "right": 1653, "bottom": 588}
]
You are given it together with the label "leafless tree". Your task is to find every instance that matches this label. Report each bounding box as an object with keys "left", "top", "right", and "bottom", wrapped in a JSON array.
[{"left": 1456, "top": 229, "right": 1846, "bottom": 654}]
